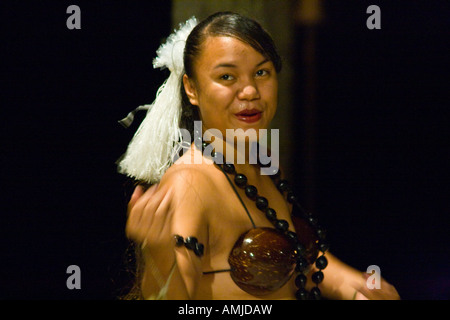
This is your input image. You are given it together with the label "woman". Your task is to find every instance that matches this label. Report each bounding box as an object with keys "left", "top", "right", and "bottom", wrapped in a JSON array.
[{"left": 119, "top": 12, "right": 399, "bottom": 300}]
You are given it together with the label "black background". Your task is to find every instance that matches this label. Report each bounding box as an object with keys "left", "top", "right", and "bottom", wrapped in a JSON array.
[{"left": 1, "top": 1, "right": 448, "bottom": 299}]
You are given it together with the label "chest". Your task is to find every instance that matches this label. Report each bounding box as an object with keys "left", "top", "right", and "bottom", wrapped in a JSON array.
[{"left": 207, "top": 173, "right": 295, "bottom": 258}]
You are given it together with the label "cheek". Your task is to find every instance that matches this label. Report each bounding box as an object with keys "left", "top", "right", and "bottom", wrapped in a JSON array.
[
  {"left": 211, "top": 83, "right": 236, "bottom": 102},
  {"left": 196, "top": 85, "right": 233, "bottom": 128},
  {"left": 262, "top": 83, "right": 278, "bottom": 107},
  {"left": 199, "top": 83, "right": 236, "bottom": 112}
]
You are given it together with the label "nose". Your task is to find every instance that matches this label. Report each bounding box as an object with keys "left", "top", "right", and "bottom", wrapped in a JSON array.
[{"left": 237, "top": 79, "right": 260, "bottom": 101}]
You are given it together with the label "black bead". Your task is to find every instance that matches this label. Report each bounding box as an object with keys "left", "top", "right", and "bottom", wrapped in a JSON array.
[
  {"left": 295, "top": 274, "right": 307, "bottom": 288},
  {"left": 223, "top": 163, "right": 235, "bottom": 174},
  {"left": 234, "top": 174, "right": 247, "bottom": 188},
  {"left": 245, "top": 185, "right": 257, "bottom": 200},
  {"left": 184, "top": 237, "right": 198, "bottom": 250},
  {"left": 269, "top": 169, "right": 281, "bottom": 182},
  {"left": 307, "top": 216, "right": 318, "bottom": 227},
  {"left": 194, "top": 243, "right": 204, "bottom": 257},
  {"left": 316, "top": 227, "right": 327, "bottom": 240},
  {"left": 255, "top": 196, "right": 268, "bottom": 210},
  {"left": 295, "top": 243, "right": 306, "bottom": 257},
  {"left": 286, "top": 231, "right": 298, "bottom": 243},
  {"left": 295, "top": 257, "right": 308, "bottom": 273},
  {"left": 277, "top": 180, "right": 289, "bottom": 192},
  {"left": 174, "top": 235, "right": 184, "bottom": 247},
  {"left": 310, "top": 287, "right": 322, "bottom": 300},
  {"left": 318, "top": 241, "right": 330, "bottom": 253},
  {"left": 312, "top": 271, "right": 324, "bottom": 284},
  {"left": 287, "top": 192, "right": 296, "bottom": 204},
  {"left": 295, "top": 288, "right": 309, "bottom": 300},
  {"left": 275, "top": 219, "right": 289, "bottom": 232},
  {"left": 265, "top": 208, "right": 277, "bottom": 221},
  {"left": 315, "top": 255, "right": 328, "bottom": 270},
  {"left": 211, "top": 151, "right": 224, "bottom": 164}
]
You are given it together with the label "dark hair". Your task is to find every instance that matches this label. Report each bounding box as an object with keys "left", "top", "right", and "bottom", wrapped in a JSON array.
[{"left": 179, "top": 12, "right": 282, "bottom": 136}]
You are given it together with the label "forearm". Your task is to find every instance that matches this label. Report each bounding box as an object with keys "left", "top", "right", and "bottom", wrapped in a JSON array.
[{"left": 141, "top": 250, "right": 195, "bottom": 300}]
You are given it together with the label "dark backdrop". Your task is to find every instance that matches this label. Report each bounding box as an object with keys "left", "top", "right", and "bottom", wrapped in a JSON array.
[
  {"left": 293, "top": 1, "right": 449, "bottom": 300},
  {"left": 1, "top": 1, "right": 448, "bottom": 299}
]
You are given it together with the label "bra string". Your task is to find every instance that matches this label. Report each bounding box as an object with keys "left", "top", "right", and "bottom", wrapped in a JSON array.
[
  {"left": 215, "top": 164, "right": 257, "bottom": 229},
  {"left": 203, "top": 269, "right": 231, "bottom": 275}
]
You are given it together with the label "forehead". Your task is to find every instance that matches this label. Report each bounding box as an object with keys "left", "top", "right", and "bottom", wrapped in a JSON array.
[{"left": 196, "top": 36, "right": 266, "bottom": 67}]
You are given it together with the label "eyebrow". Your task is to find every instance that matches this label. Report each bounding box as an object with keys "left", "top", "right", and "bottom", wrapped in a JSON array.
[{"left": 213, "top": 58, "right": 270, "bottom": 70}]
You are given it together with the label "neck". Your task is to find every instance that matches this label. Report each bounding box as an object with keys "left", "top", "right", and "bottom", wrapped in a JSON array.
[
  {"left": 207, "top": 132, "right": 256, "bottom": 159},
  {"left": 214, "top": 136, "right": 268, "bottom": 181},
  {"left": 195, "top": 123, "right": 276, "bottom": 177}
]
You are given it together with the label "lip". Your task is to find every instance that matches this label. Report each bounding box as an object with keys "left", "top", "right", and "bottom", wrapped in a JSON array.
[{"left": 234, "top": 109, "right": 262, "bottom": 123}]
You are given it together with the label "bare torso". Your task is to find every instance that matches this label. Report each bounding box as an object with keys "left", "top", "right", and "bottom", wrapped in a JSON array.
[{"left": 141, "top": 144, "right": 299, "bottom": 299}]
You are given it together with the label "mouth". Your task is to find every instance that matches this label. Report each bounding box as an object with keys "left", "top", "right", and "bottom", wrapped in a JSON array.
[{"left": 234, "top": 109, "right": 262, "bottom": 123}]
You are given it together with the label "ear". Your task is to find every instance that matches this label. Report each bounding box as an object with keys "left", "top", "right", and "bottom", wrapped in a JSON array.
[{"left": 183, "top": 74, "right": 199, "bottom": 106}]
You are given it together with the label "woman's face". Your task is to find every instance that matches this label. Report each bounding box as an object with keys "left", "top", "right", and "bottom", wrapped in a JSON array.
[{"left": 183, "top": 36, "right": 278, "bottom": 139}]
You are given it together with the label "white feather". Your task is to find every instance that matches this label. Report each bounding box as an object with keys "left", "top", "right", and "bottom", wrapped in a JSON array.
[
  {"left": 153, "top": 17, "right": 198, "bottom": 73},
  {"left": 118, "top": 17, "right": 198, "bottom": 183}
]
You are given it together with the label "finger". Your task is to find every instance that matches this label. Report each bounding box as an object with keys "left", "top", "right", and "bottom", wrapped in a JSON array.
[
  {"left": 140, "top": 188, "right": 173, "bottom": 243},
  {"left": 348, "top": 272, "right": 366, "bottom": 299},
  {"left": 128, "top": 185, "right": 144, "bottom": 214},
  {"left": 127, "top": 183, "right": 160, "bottom": 223},
  {"left": 354, "top": 291, "right": 369, "bottom": 300},
  {"left": 356, "top": 278, "right": 400, "bottom": 300},
  {"left": 126, "top": 184, "right": 158, "bottom": 239},
  {"left": 136, "top": 183, "right": 166, "bottom": 227},
  {"left": 352, "top": 272, "right": 383, "bottom": 300},
  {"left": 126, "top": 184, "right": 167, "bottom": 242},
  {"left": 128, "top": 184, "right": 158, "bottom": 213}
]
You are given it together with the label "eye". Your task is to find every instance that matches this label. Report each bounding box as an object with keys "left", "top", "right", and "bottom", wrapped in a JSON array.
[
  {"left": 220, "top": 74, "right": 234, "bottom": 81},
  {"left": 255, "top": 69, "right": 269, "bottom": 77}
]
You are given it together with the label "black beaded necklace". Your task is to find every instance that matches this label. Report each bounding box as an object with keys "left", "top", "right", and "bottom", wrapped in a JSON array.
[{"left": 193, "top": 139, "right": 330, "bottom": 300}]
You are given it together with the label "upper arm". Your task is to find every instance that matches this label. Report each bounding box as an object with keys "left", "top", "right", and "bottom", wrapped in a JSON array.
[
  {"left": 167, "top": 168, "right": 212, "bottom": 298},
  {"left": 141, "top": 166, "right": 213, "bottom": 299}
]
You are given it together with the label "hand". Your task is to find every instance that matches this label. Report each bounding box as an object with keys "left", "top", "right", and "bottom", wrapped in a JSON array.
[
  {"left": 127, "top": 184, "right": 146, "bottom": 213},
  {"left": 353, "top": 273, "right": 400, "bottom": 300},
  {"left": 125, "top": 183, "right": 172, "bottom": 249},
  {"left": 124, "top": 169, "right": 210, "bottom": 299}
]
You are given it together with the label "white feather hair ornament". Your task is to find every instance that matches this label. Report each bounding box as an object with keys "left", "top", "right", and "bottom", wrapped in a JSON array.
[{"left": 117, "top": 16, "right": 198, "bottom": 183}]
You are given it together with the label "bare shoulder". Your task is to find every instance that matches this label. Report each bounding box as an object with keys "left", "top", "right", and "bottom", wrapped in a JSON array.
[
  {"left": 163, "top": 144, "right": 218, "bottom": 186},
  {"left": 157, "top": 149, "right": 221, "bottom": 215},
  {"left": 161, "top": 162, "right": 217, "bottom": 194}
]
